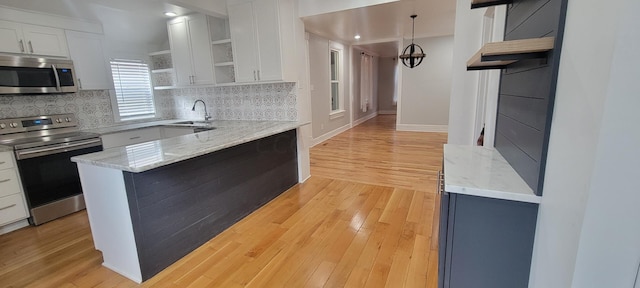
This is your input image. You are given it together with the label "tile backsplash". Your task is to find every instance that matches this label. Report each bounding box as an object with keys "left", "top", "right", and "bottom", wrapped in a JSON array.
[
  {"left": 170, "top": 82, "right": 297, "bottom": 121},
  {"left": 0, "top": 90, "right": 117, "bottom": 129},
  {"left": 0, "top": 82, "right": 297, "bottom": 130}
]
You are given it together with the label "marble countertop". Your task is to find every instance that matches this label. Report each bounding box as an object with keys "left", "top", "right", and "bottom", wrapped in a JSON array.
[
  {"left": 0, "top": 145, "right": 12, "bottom": 152},
  {"left": 444, "top": 144, "right": 541, "bottom": 204},
  {"left": 72, "top": 120, "right": 308, "bottom": 173},
  {"left": 84, "top": 119, "right": 199, "bottom": 135}
]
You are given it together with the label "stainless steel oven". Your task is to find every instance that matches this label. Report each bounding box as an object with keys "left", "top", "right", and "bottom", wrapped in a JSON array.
[{"left": 0, "top": 114, "right": 102, "bottom": 225}]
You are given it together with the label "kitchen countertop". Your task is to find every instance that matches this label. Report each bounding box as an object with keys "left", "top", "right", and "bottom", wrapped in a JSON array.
[
  {"left": 444, "top": 144, "right": 541, "bottom": 204},
  {"left": 0, "top": 145, "right": 12, "bottom": 152},
  {"left": 84, "top": 119, "right": 200, "bottom": 135},
  {"left": 72, "top": 120, "right": 308, "bottom": 173}
]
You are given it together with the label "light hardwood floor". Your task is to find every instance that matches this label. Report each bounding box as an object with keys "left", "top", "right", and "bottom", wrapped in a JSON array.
[{"left": 0, "top": 115, "right": 447, "bottom": 287}]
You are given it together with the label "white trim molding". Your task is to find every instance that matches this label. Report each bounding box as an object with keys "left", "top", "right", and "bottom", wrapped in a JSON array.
[
  {"left": 378, "top": 110, "right": 397, "bottom": 115},
  {"left": 353, "top": 112, "right": 378, "bottom": 127},
  {"left": 311, "top": 123, "right": 351, "bottom": 147},
  {"left": 396, "top": 124, "right": 449, "bottom": 132},
  {"left": 0, "top": 219, "right": 29, "bottom": 235}
]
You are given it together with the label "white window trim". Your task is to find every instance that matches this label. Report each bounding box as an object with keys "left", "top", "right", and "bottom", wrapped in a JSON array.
[
  {"left": 109, "top": 58, "right": 157, "bottom": 122},
  {"left": 329, "top": 41, "right": 345, "bottom": 115}
]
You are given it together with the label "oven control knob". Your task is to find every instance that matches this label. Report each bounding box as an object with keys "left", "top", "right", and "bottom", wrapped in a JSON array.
[
  {"left": 65, "top": 117, "right": 71, "bottom": 122},
  {"left": 0, "top": 123, "right": 5, "bottom": 129},
  {"left": 56, "top": 118, "right": 62, "bottom": 123},
  {"left": 10, "top": 122, "right": 18, "bottom": 128}
]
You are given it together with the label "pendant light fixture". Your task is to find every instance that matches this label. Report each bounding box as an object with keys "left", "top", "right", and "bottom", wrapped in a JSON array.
[{"left": 399, "top": 15, "right": 426, "bottom": 68}]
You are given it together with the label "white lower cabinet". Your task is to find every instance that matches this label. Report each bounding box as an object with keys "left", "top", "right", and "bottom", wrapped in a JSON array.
[
  {"left": 100, "top": 127, "right": 162, "bottom": 149},
  {"left": 0, "top": 152, "right": 29, "bottom": 228}
]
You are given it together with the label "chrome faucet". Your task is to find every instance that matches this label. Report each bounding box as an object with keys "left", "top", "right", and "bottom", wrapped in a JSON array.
[{"left": 191, "top": 99, "right": 211, "bottom": 121}]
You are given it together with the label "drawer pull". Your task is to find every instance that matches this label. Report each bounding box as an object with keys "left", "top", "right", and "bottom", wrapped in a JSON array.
[
  {"left": 0, "top": 179, "right": 10, "bottom": 184},
  {"left": 0, "top": 204, "right": 16, "bottom": 211},
  {"left": 0, "top": 161, "right": 5, "bottom": 165},
  {"left": 129, "top": 136, "right": 141, "bottom": 140}
]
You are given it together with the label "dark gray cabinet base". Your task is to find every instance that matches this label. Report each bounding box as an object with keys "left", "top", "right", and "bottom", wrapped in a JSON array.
[
  {"left": 438, "top": 193, "right": 538, "bottom": 288},
  {"left": 123, "top": 130, "right": 299, "bottom": 281}
]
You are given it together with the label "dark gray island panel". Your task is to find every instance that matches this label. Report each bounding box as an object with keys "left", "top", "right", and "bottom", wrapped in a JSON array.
[{"left": 123, "top": 129, "right": 298, "bottom": 281}]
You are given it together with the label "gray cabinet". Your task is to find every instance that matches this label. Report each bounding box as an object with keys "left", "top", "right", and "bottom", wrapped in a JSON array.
[{"left": 438, "top": 177, "right": 538, "bottom": 288}]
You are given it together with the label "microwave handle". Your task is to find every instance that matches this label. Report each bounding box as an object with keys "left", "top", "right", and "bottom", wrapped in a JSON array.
[{"left": 51, "top": 64, "right": 61, "bottom": 92}]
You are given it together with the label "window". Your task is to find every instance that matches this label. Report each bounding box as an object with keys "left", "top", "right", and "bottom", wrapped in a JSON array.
[
  {"left": 110, "top": 59, "right": 156, "bottom": 121},
  {"left": 330, "top": 49, "right": 340, "bottom": 112}
]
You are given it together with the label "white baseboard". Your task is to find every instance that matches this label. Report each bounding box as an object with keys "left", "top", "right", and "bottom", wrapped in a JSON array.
[
  {"left": 378, "top": 110, "right": 397, "bottom": 115},
  {"left": 396, "top": 124, "right": 449, "bottom": 132},
  {"left": 0, "top": 219, "right": 29, "bottom": 235},
  {"left": 311, "top": 123, "right": 352, "bottom": 147},
  {"left": 353, "top": 112, "right": 378, "bottom": 127}
]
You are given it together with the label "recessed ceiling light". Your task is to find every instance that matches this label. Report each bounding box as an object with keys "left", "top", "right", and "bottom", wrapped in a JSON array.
[
  {"left": 164, "top": 12, "right": 177, "bottom": 17},
  {"left": 354, "top": 35, "right": 361, "bottom": 40}
]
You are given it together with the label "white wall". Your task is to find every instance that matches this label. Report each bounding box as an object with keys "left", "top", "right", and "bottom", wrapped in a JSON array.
[
  {"left": 529, "top": 0, "right": 640, "bottom": 287},
  {"left": 447, "top": 1, "right": 485, "bottom": 144},
  {"left": 570, "top": 2, "right": 640, "bottom": 285},
  {"left": 397, "top": 35, "right": 453, "bottom": 132},
  {"left": 308, "top": 33, "right": 351, "bottom": 140},
  {"left": 377, "top": 57, "right": 397, "bottom": 114}
]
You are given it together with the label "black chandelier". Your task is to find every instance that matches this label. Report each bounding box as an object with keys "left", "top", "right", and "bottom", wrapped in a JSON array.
[{"left": 399, "top": 15, "right": 426, "bottom": 68}]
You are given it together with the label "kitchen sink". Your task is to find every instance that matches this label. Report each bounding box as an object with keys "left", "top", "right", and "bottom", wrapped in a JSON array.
[
  {"left": 193, "top": 127, "right": 216, "bottom": 133},
  {"left": 172, "top": 120, "right": 214, "bottom": 125}
]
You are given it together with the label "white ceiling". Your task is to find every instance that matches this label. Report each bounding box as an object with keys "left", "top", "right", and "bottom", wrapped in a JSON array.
[
  {"left": 0, "top": 0, "right": 195, "bottom": 47},
  {"left": 302, "top": 0, "right": 456, "bottom": 57}
]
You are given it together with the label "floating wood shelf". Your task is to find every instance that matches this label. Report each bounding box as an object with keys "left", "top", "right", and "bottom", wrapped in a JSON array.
[
  {"left": 214, "top": 61, "right": 234, "bottom": 67},
  {"left": 148, "top": 50, "right": 171, "bottom": 56},
  {"left": 467, "top": 37, "right": 555, "bottom": 70},
  {"left": 471, "top": 0, "right": 512, "bottom": 9},
  {"left": 211, "top": 39, "right": 232, "bottom": 45}
]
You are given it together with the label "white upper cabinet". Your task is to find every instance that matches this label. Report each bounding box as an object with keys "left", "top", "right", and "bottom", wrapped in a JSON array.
[
  {"left": 227, "top": 0, "right": 296, "bottom": 83},
  {"left": 65, "top": 31, "right": 111, "bottom": 90},
  {"left": 0, "top": 20, "right": 69, "bottom": 57},
  {"left": 167, "top": 14, "right": 215, "bottom": 86},
  {"left": 0, "top": 21, "right": 23, "bottom": 54}
]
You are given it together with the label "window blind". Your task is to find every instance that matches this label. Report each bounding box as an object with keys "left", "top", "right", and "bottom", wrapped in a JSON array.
[{"left": 110, "top": 59, "right": 156, "bottom": 120}]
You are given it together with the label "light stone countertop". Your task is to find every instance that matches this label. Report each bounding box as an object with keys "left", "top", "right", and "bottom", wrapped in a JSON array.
[
  {"left": 83, "top": 119, "right": 198, "bottom": 135},
  {"left": 444, "top": 144, "right": 541, "bottom": 204},
  {"left": 0, "top": 145, "right": 12, "bottom": 152},
  {"left": 72, "top": 120, "right": 308, "bottom": 173}
]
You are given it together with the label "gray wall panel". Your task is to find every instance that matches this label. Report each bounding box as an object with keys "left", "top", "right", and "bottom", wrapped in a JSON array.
[
  {"left": 499, "top": 95, "right": 547, "bottom": 131},
  {"left": 501, "top": 66, "right": 551, "bottom": 98},
  {"left": 495, "top": 0, "right": 567, "bottom": 195},
  {"left": 496, "top": 114, "right": 544, "bottom": 162}
]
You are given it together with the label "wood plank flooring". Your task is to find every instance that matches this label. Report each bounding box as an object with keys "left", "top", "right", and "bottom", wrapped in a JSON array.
[{"left": 0, "top": 115, "right": 447, "bottom": 287}]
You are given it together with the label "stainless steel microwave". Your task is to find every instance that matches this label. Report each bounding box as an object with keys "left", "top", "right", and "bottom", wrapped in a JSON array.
[{"left": 0, "top": 55, "right": 78, "bottom": 94}]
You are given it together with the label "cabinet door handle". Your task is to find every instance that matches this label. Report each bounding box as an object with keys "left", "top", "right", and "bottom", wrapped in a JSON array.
[
  {"left": 28, "top": 41, "right": 34, "bottom": 53},
  {"left": 18, "top": 40, "right": 25, "bottom": 53},
  {"left": 0, "top": 161, "right": 5, "bottom": 165},
  {"left": 0, "top": 178, "right": 10, "bottom": 184},
  {"left": 77, "top": 78, "right": 82, "bottom": 90},
  {"left": 0, "top": 204, "right": 16, "bottom": 211},
  {"left": 253, "top": 71, "right": 257, "bottom": 81},
  {"left": 257, "top": 70, "right": 260, "bottom": 80},
  {"left": 129, "top": 136, "right": 141, "bottom": 140}
]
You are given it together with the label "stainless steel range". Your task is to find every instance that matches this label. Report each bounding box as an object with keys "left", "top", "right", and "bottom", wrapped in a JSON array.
[{"left": 0, "top": 114, "right": 102, "bottom": 225}]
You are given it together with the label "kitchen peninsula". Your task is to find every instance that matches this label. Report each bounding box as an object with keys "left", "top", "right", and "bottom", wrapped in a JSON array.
[{"left": 72, "top": 120, "right": 307, "bottom": 283}]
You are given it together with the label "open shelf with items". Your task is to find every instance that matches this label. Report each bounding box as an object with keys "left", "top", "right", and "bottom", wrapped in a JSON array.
[
  {"left": 149, "top": 50, "right": 176, "bottom": 89},
  {"left": 471, "top": 0, "right": 512, "bottom": 9},
  {"left": 467, "top": 37, "right": 554, "bottom": 70},
  {"left": 208, "top": 15, "right": 235, "bottom": 84}
]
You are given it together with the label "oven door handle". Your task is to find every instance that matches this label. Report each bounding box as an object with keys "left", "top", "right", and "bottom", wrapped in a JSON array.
[{"left": 16, "top": 139, "right": 102, "bottom": 160}]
